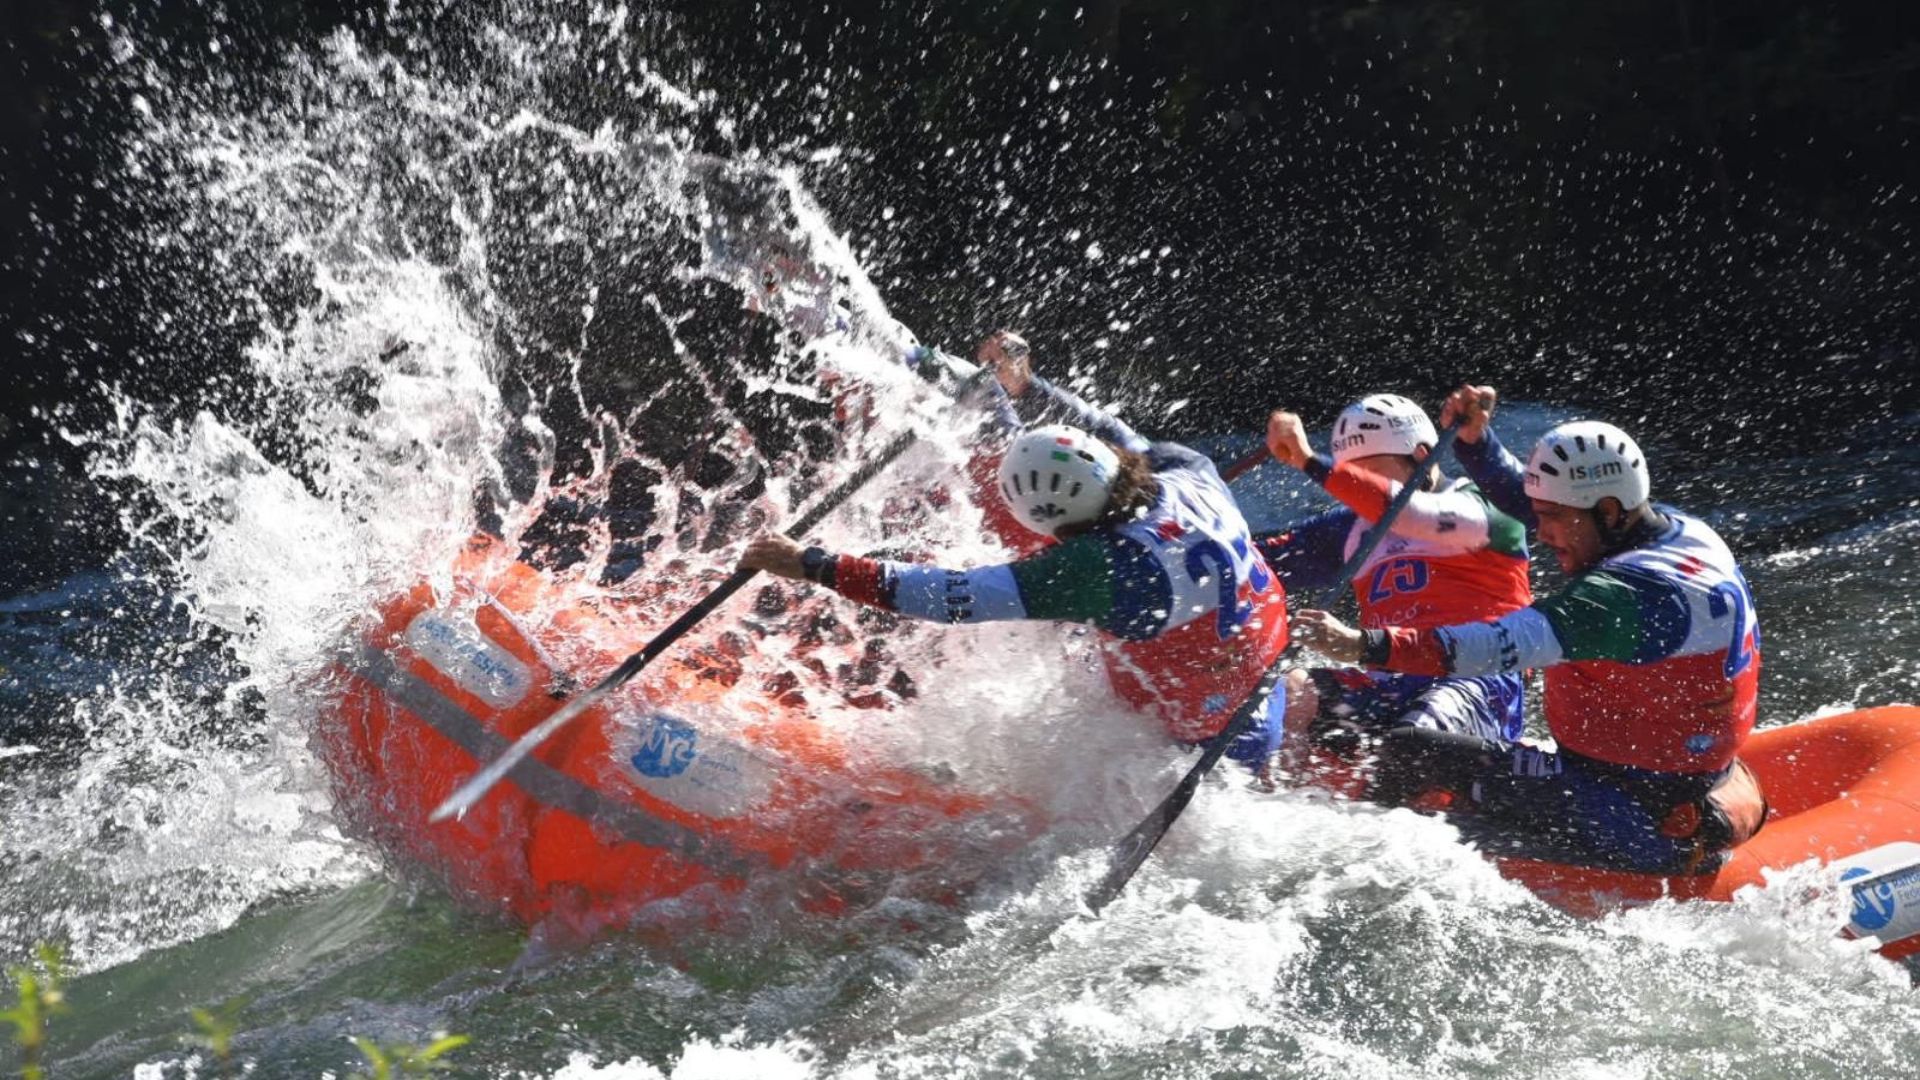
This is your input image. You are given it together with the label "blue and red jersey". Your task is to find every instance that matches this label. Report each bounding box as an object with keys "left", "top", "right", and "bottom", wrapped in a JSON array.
[
  {"left": 1369, "top": 429, "right": 1762, "bottom": 775},
  {"left": 822, "top": 379, "right": 1290, "bottom": 753}
]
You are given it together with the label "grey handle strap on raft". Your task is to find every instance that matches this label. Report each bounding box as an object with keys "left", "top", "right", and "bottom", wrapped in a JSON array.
[
  {"left": 429, "top": 362, "right": 995, "bottom": 824},
  {"left": 1082, "top": 423, "right": 1463, "bottom": 913}
]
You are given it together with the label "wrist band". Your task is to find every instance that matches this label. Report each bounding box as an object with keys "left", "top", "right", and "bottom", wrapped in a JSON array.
[
  {"left": 1361, "top": 629, "right": 1392, "bottom": 667},
  {"left": 799, "top": 546, "right": 837, "bottom": 587}
]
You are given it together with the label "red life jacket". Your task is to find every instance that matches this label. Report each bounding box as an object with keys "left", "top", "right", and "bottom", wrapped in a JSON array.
[
  {"left": 1546, "top": 512, "right": 1761, "bottom": 774},
  {"left": 1347, "top": 534, "right": 1533, "bottom": 631},
  {"left": 1319, "top": 474, "right": 1533, "bottom": 631},
  {"left": 1097, "top": 471, "right": 1290, "bottom": 742}
]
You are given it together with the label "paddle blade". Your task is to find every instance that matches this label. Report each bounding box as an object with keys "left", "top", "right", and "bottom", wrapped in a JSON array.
[{"left": 426, "top": 688, "right": 603, "bottom": 822}]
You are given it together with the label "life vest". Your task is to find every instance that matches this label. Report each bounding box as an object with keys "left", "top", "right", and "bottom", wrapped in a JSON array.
[
  {"left": 1099, "top": 469, "right": 1290, "bottom": 743},
  {"left": 1343, "top": 480, "right": 1532, "bottom": 631},
  {"left": 1546, "top": 511, "right": 1761, "bottom": 774}
]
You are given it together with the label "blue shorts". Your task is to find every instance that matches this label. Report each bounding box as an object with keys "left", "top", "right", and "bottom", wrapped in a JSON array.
[{"left": 1307, "top": 668, "right": 1524, "bottom": 746}]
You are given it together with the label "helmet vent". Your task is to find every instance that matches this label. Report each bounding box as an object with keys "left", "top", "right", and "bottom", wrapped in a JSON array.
[
  {"left": 1553, "top": 444, "right": 1570, "bottom": 462},
  {"left": 1050, "top": 472, "right": 1062, "bottom": 492},
  {"left": 1029, "top": 469, "right": 1040, "bottom": 493},
  {"left": 1069, "top": 481, "right": 1083, "bottom": 498},
  {"left": 1011, "top": 473, "right": 1024, "bottom": 496},
  {"left": 1536, "top": 463, "right": 1561, "bottom": 477},
  {"left": 1573, "top": 434, "right": 1587, "bottom": 452}
]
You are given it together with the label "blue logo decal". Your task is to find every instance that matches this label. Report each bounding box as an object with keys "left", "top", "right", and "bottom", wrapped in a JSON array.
[
  {"left": 1844, "top": 866, "right": 1898, "bottom": 932},
  {"left": 1684, "top": 733, "right": 1717, "bottom": 755},
  {"left": 1201, "top": 693, "right": 1229, "bottom": 715},
  {"left": 631, "top": 714, "right": 698, "bottom": 778}
]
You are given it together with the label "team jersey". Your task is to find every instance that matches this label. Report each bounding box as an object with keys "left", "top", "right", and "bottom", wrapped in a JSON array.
[
  {"left": 1257, "top": 454, "right": 1532, "bottom": 629},
  {"left": 824, "top": 379, "right": 1289, "bottom": 746},
  {"left": 1371, "top": 507, "right": 1761, "bottom": 774}
]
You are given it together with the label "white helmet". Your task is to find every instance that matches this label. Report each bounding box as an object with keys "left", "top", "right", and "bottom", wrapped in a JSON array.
[
  {"left": 1525, "top": 420, "right": 1651, "bottom": 509},
  {"left": 997, "top": 424, "right": 1119, "bottom": 536},
  {"left": 1330, "top": 394, "right": 1438, "bottom": 464}
]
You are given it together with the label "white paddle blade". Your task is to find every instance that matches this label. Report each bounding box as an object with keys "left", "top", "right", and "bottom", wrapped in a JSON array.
[{"left": 426, "top": 688, "right": 607, "bottom": 822}]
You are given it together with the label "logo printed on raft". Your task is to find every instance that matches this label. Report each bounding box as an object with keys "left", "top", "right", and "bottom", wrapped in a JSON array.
[
  {"left": 619, "top": 708, "right": 780, "bottom": 819},
  {"left": 403, "top": 610, "right": 533, "bottom": 710},
  {"left": 1841, "top": 863, "right": 1920, "bottom": 935},
  {"left": 631, "top": 714, "right": 699, "bottom": 778}
]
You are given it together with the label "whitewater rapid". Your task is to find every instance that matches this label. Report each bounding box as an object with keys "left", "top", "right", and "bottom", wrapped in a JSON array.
[{"left": 4, "top": 8, "right": 1919, "bottom": 1078}]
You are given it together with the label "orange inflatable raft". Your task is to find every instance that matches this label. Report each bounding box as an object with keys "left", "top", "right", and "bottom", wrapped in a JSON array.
[
  {"left": 318, "top": 537, "right": 1027, "bottom": 930},
  {"left": 1492, "top": 705, "right": 1920, "bottom": 959},
  {"left": 323, "top": 542, "right": 1920, "bottom": 954}
]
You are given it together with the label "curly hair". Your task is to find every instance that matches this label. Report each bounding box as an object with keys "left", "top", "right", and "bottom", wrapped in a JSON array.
[{"left": 1056, "top": 444, "right": 1161, "bottom": 538}]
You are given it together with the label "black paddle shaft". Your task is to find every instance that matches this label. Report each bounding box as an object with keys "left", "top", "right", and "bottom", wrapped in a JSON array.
[
  {"left": 430, "top": 362, "right": 997, "bottom": 823},
  {"left": 590, "top": 367, "right": 995, "bottom": 700},
  {"left": 1084, "top": 424, "right": 1462, "bottom": 913}
]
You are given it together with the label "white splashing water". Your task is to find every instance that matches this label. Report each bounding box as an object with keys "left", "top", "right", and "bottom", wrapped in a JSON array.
[{"left": 5, "top": 12, "right": 1160, "bottom": 979}]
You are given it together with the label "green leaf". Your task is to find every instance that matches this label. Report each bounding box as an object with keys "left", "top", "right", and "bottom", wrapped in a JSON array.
[{"left": 415, "top": 1033, "right": 471, "bottom": 1061}]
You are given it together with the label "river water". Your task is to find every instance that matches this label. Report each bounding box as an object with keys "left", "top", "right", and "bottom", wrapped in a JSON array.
[{"left": 3, "top": 10, "right": 1918, "bottom": 1079}]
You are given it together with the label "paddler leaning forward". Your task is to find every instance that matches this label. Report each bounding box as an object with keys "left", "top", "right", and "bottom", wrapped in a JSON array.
[
  {"left": 739, "top": 331, "right": 1293, "bottom": 778},
  {"left": 1294, "top": 385, "right": 1768, "bottom": 873}
]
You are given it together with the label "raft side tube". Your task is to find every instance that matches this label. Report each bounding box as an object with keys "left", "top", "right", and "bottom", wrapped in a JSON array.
[{"left": 1494, "top": 706, "right": 1920, "bottom": 960}]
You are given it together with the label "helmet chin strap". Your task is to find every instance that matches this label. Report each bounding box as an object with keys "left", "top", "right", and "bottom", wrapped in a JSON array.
[
  {"left": 1592, "top": 502, "right": 1664, "bottom": 556},
  {"left": 1406, "top": 449, "right": 1441, "bottom": 492}
]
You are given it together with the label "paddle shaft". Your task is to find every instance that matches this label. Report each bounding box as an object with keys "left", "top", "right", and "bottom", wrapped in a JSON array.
[
  {"left": 429, "top": 366, "right": 993, "bottom": 823},
  {"left": 1220, "top": 445, "right": 1270, "bottom": 483},
  {"left": 1083, "top": 424, "right": 1462, "bottom": 911}
]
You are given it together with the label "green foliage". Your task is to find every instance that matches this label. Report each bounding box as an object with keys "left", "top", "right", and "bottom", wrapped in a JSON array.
[
  {"left": 181, "top": 996, "right": 249, "bottom": 1074},
  {"left": 348, "top": 1032, "right": 471, "bottom": 1080},
  {"left": 2, "top": 945, "right": 70, "bottom": 1080},
  {"left": 6, "top": 951, "right": 475, "bottom": 1080}
]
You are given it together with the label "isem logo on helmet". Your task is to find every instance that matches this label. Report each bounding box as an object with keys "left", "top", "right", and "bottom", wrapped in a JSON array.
[
  {"left": 631, "top": 713, "right": 699, "bottom": 778},
  {"left": 1569, "top": 461, "right": 1625, "bottom": 483}
]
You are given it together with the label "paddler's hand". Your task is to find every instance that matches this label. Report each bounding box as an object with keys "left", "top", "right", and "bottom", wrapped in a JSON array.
[
  {"left": 1440, "top": 384, "right": 1498, "bottom": 445},
  {"left": 976, "top": 329, "right": 1033, "bottom": 397},
  {"left": 1293, "top": 609, "right": 1364, "bottom": 664},
  {"left": 1265, "top": 410, "right": 1312, "bottom": 470},
  {"left": 740, "top": 535, "right": 808, "bottom": 581}
]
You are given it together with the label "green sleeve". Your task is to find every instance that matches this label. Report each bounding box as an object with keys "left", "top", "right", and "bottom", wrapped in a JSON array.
[
  {"left": 1465, "top": 483, "right": 1529, "bottom": 558},
  {"left": 1531, "top": 570, "right": 1645, "bottom": 662},
  {"left": 1008, "top": 534, "right": 1116, "bottom": 623}
]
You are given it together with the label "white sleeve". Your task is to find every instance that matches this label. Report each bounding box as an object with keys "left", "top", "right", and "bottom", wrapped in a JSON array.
[
  {"left": 1434, "top": 607, "right": 1565, "bottom": 675},
  {"left": 1380, "top": 484, "right": 1494, "bottom": 553}
]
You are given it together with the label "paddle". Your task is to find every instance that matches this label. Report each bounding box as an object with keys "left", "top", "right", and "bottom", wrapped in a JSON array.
[
  {"left": 429, "top": 362, "right": 994, "bottom": 823},
  {"left": 1082, "top": 424, "right": 1462, "bottom": 912},
  {"left": 1219, "top": 445, "right": 1270, "bottom": 483}
]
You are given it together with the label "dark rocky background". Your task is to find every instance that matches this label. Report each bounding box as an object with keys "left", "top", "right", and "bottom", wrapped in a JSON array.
[{"left": 3, "top": 0, "right": 1917, "bottom": 596}]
